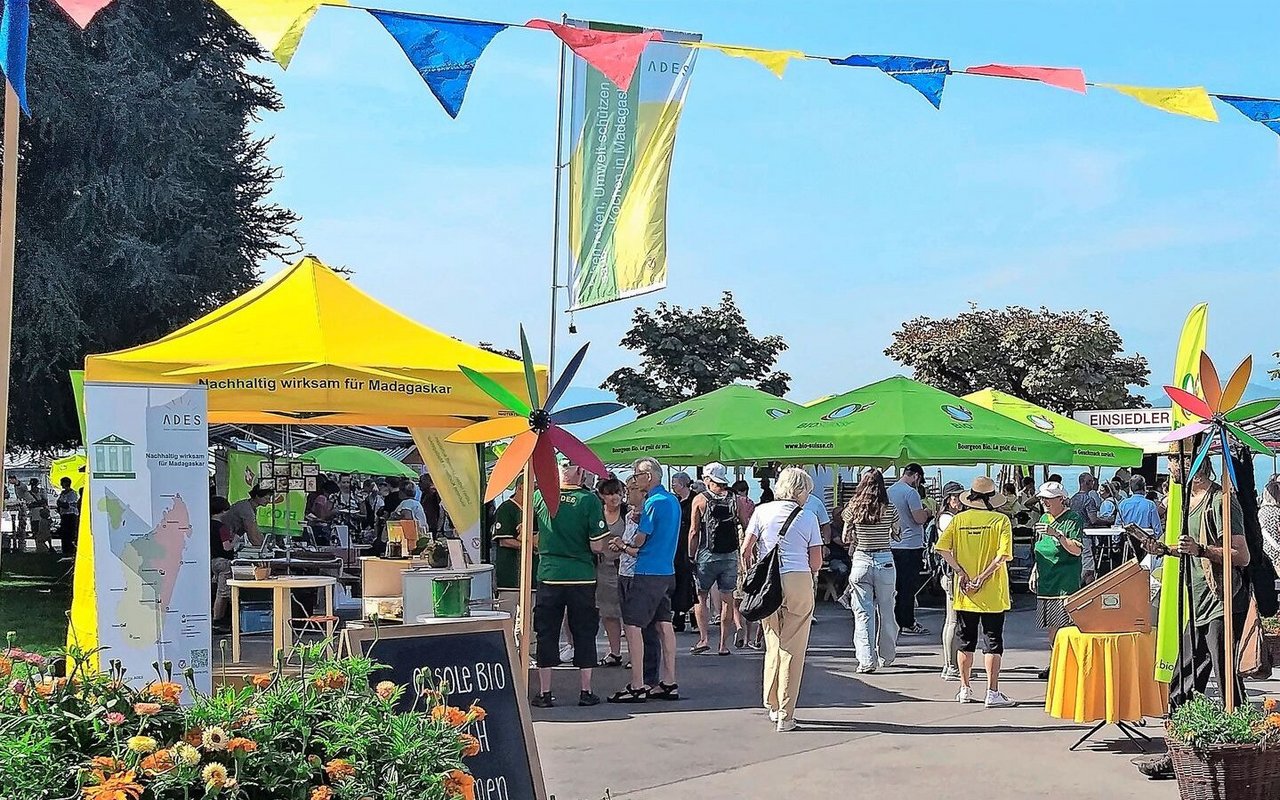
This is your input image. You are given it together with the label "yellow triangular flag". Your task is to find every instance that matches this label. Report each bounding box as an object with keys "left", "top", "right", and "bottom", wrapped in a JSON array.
[
  {"left": 212, "top": 0, "right": 347, "bottom": 69},
  {"left": 1098, "top": 84, "right": 1219, "bottom": 122},
  {"left": 692, "top": 43, "right": 806, "bottom": 78}
]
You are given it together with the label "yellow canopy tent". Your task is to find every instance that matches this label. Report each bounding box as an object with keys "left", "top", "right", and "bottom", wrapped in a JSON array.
[
  {"left": 72, "top": 255, "right": 545, "bottom": 663},
  {"left": 84, "top": 256, "right": 545, "bottom": 426}
]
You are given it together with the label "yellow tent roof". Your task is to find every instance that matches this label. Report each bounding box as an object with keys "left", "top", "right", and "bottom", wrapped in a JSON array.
[{"left": 85, "top": 256, "right": 547, "bottom": 427}]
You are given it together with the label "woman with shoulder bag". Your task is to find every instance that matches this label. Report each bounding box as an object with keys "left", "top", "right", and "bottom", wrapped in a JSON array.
[
  {"left": 741, "top": 467, "right": 825, "bottom": 732},
  {"left": 841, "top": 469, "right": 901, "bottom": 674},
  {"left": 933, "top": 482, "right": 966, "bottom": 681}
]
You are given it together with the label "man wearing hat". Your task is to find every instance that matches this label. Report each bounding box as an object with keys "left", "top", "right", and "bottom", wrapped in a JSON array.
[
  {"left": 934, "top": 476, "right": 1016, "bottom": 708},
  {"left": 688, "top": 463, "right": 744, "bottom": 656}
]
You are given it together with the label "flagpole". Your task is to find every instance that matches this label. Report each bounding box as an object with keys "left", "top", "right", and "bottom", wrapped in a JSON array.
[
  {"left": 0, "top": 83, "right": 21, "bottom": 505},
  {"left": 546, "top": 13, "right": 568, "bottom": 379}
]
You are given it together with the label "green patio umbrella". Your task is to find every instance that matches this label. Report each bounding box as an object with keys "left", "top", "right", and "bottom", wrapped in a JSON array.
[
  {"left": 719, "top": 376, "right": 1077, "bottom": 466},
  {"left": 964, "top": 388, "right": 1143, "bottom": 467},
  {"left": 587, "top": 384, "right": 804, "bottom": 466},
  {"left": 306, "top": 445, "right": 416, "bottom": 478}
]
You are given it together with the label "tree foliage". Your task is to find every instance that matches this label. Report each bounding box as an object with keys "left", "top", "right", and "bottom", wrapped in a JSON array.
[
  {"left": 884, "top": 305, "right": 1150, "bottom": 413},
  {"left": 9, "top": 1, "right": 299, "bottom": 449},
  {"left": 602, "top": 291, "right": 790, "bottom": 414}
]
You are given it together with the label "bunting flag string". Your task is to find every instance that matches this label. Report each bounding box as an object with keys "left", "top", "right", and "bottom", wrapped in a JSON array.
[
  {"left": 1097, "top": 83, "right": 1219, "bottom": 122},
  {"left": 51, "top": 0, "right": 113, "bottom": 28},
  {"left": 212, "top": 0, "right": 347, "bottom": 70},
  {"left": 964, "top": 63, "right": 1086, "bottom": 94},
  {"left": 368, "top": 11, "right": 507, "bottom": 118},
  {"left": 830, "top": 54, "right": 949, "bottom": 108},
  {"left": 692, "top": 43, "right": 805, "bottom": 78},
  {"left": 525, "top": 18, "right": 661, "bottom": 91},
  {"left": 0, "top": 0, "right": 28, "bottom": 113},
  {"left": 1214, "top": 95, "right": 1280, "bottom": 136}
]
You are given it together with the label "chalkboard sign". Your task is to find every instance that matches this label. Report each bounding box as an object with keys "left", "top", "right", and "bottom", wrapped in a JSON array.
[{"left": 343, "top": 616, "right": 546, "bottom": 800}]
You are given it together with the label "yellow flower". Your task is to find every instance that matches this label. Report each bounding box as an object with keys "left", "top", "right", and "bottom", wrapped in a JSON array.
[
  {"left": 82, "top": 770, "right": 143, "bottom": 800},
  {"left": 324, "top": 758, "right": 356, "bottom": 781},
  {"left": 202, "top": 726, "right": 229, "bottom": 751},
  {"left": 202, "top": 762, "right": 230, "bottom": 788},
  {"left": 227, "top": 737, "right": 258, "bottom": 755},
  {"left": 132, "top": 702, "right": 162, "bottom": 716},
  {"left": 173, "top": 743, "right": 200, "bottom": 766},
  {"left": 126, "top": 736, "right": 157, "bottom": 754},
  {"left": 375, "top": 680, "right": 398, "bottom": 701}
]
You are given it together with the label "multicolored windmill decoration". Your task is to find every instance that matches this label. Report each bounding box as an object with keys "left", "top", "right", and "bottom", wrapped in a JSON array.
[
  {"left": 1161, "top": 353, "right": 1280, "bottom": 475},
  {"left": 446, "top": 326, "right": 622, "bottom": 516}
]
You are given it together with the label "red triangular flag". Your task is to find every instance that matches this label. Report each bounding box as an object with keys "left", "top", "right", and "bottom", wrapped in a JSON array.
[
  {"left": 52, "top": 0, "right": 115, "bottom": 27},
  {"left": 527, "top": 19, "right": 661, "bottom": 91},
  {"left": 965, "top": 63, "right": 1086, "bottom": 94}
]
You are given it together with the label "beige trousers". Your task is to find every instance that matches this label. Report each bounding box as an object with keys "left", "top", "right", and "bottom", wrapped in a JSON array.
[{"left": 762, "top": 570, "right": 816, "bottom": 721}]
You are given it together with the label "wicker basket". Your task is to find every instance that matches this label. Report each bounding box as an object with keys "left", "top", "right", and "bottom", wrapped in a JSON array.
[
  {"left": 1168, "top": 735, "right": 1280, "bottom": 800},
  {"left": 1265, "top": 633, "right": 1280, "bottom": 668}
]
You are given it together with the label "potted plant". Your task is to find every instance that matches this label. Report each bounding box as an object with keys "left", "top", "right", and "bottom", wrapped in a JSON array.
[
  {"left": 1167, "top": 694, "right": 1280, "bottom": 800},
  {"left": 0, "top": 634, "right": 482, "bottom": 800}
]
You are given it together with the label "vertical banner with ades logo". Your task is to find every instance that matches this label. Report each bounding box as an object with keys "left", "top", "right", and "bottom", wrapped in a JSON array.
[
  {"left": 83, "top": 382, "right": 211, "bottom": 695},
  {"left": 567, "top": 20, "right": 700, "bottom": 310}
]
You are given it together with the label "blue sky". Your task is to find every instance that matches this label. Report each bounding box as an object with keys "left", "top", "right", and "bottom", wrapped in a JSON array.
[{"left": 252, "top": 0, "right": 1280, "bottom": 413}]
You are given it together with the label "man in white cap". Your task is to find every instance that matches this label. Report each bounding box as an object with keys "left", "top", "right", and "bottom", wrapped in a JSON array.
[
  {"left": 934, "top": 476, "right": 1016, "bottom": 708},
  {"left": 687, "top": 463, "right": 744, "bottom": 656}
]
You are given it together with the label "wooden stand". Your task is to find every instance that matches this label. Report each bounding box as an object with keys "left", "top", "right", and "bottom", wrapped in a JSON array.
[
  {"left": 0, "top": 84, "right": 21, "bottom": 496},
  {"left": 1221, "top": 450, "right": 1236, "bottom": 712},
  {"left": 518, "top": 465, "right": 535, "bottom": 685}
]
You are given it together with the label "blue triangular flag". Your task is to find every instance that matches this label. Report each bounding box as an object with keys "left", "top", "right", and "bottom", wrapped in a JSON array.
[
  {"left": 0, "top": 0, "right": 29, "bottom": 114},
  {"left": 830, "top": 54, "right": 949, "bottom": 109},
  {"left": 369, "top": 11, "right": 507, "bottom": 119},
  {"left": 1213, "top": 94, "right": 1280, "bottom": 122}
]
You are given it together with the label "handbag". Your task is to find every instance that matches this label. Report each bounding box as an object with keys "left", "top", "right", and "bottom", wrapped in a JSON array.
[{"left": 740, "top": 505, "right": 804, "bottom": 623}]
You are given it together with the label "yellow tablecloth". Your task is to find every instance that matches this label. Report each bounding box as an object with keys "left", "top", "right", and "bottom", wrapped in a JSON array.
[{"left": 1044, "top": 626, "right": 1168, "bottom": 724}]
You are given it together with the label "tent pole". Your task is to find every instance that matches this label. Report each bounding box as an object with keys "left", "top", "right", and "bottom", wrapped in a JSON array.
[
  {"left": 518, "top": 465, "right": 535, "bottom": 688},
  {"left": 0, "top": 85, "right": 21, "bottom": 508},
  {"left": 546, "top": 13, "right": 569, "bottom": 378}
]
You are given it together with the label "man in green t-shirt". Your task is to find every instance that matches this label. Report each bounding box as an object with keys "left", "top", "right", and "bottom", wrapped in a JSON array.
[
  {"left": 531, "top": 463, "right": 609, "bottom": 709},
  {"left": 491, "top": 476, "right": 537, "bottom": 591},
  {"left": 1031, "top": 481, "right": 1087, "bottom": 679}
]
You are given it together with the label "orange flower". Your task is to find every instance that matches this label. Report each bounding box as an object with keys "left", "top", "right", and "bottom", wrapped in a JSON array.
[
  {"left": 444, "top": 769, "right": 475, "bottom": 800},
  {"left": 139, "top": 749, "right": 175, "bottom": 775},
  {"left": 90, "top": 757, "right": 125, "bottom": 774},
  {"left": 466, "top": 702, "right": 486, "bottom": 723},
  {"left": 132, "top": 702, "right": 162, "bottom": 716},
  {"left": 310, "top": 787, "right": 335, "bottom": 800},
  {"left": 143, "top": 681, "right": 183, "bottom": 704},
  {"left": 33, "top": 679, "right": 65, "bottom": 698},
  {"left": 432, "top": 705, "right": 469, "bottom": 727},
  {"left": 227, "top": 737, "right": 258, "bottom": 755},
  {"left": 0, "top": 654, "right": 11, "bottom": 680},
  {"left": 251, "top": 673, "right": 273, "bottom": 690},
  {"left": 1267, "top": 713, "right": 1280, "bottom": 728},
  {"left": 184, "top": 727, "right": 204, "bottom": 747},
  {"left": 324, "top": 758, "right": 356, "bottom": 781},
  {"left": 312, "top": 670, "right": 347, "bottom": 691},
  {"left": 1265, "top": 697, "right": 1279, "bottom": 713},
  {"left": 460, "top": 734, "right": 481, "bottom": 758},
  {"left": 82, "top": 770, "right": 144, "bottom": 800}
]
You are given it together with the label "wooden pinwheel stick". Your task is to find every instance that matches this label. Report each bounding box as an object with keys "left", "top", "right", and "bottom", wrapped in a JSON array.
[
  {"left": 1220, "top": 447, "right": 1236, "bottom": 712},
  {"left": 519, "top": 464, "right": 535, "bottom": 687}
]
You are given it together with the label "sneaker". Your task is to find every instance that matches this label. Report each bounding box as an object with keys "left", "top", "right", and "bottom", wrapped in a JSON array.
[
  {"left": 856, "top": 665, "right": 877, "bottom": 675},
  {"left": 941, "top": 667, "right": 961, "bottom": 682},
  {"left": 984, "top": 690, "right": 1016, "bottom": 708},
  {"left": 767, "top": 708, "right": 779, "bottom": 723},
  {"left": 776, "top": 717, "right": 798, "bottom": 732},
  {"left": 1037, "top": 667, "right": 1051, "bottom": 681},
  {"left": 531, "top": 692, "right": 555, "bottom": 708},
  {"left": 1133, "top": 753, "right": 1174, "bottom": 780},
  {"left": 578, "top": 691, "right": 601, "bottom": 707},
  {"left": 878, "top": 657, "right": 895, "bottom": 669},
  {"left": 955, "top": 686, "right": 974, "bottom": 703},
  {"left": 901, "top": 623, "right": 930, "bottom": 636}
]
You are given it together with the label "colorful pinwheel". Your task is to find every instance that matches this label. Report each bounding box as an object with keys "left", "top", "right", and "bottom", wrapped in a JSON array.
[
  {"left": 446, "top": 326, "right": 622, "bottom": 515},
  {"left": 1162, "top": 352, "right": 1279, "bottom": 479}
]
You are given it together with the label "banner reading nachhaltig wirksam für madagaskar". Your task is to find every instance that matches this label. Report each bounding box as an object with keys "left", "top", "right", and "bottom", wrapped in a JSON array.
[{"left": 567, "top": 20, "right": 700, "bottom": 310}]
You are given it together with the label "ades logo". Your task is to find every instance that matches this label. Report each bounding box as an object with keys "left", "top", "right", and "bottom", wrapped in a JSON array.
[
  {"left": 766, "top": 408, "right": 792, "bottom": 419},
  {"left": 658, "top": 409, "right": 698, "bottom": 426},
  {"left": 1028, "top": 414, "right": 1055, "bottom": 432},
  {"left": 822, "top": 402, "right": 874, "bottom": 421},
  {"left": 941, "top": 404, "right": 974, "bottom": 423}
]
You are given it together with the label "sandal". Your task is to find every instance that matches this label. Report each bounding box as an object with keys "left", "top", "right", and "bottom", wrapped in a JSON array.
[
  {"left": 734, "top": 632, "right": 746, "bottom": 649},
  {"left": 606, "top": 684, "right": 649, "bottom": 704},
  {"left": 598, "top": 653, "right": 623, "bottom": 668},
  {"left": 690, "top": 643, "right": 710, "bottom": 655},
  {"left": 650, "top": 682, "right": 680, "bottom": 701}
]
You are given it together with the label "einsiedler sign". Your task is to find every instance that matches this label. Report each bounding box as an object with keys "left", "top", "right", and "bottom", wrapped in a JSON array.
[{"left": 1072, "top": 408, "right": 1171, "bottom": 431}]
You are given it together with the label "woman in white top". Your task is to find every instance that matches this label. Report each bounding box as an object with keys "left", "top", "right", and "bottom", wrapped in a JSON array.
[
  {"left": 741, "top": 467, "right": 824, "bottom": 732},
  {"left": 933, "top": 482, "right": 966, "bottom": 681},
  {"left": 1259, "top": 478, "right": 1280, "bottom": 568}
]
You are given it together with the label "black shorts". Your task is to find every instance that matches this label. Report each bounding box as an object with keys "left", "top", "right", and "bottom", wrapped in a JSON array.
[
  {"left": 533, "top": 582, "right": 599, "bottom": 669},
  {"left": 619, "top": 574, "right": 675, "bottom": 628},
  {"left": 955, "top": 610, "right": 1005, "bottom": 655}
]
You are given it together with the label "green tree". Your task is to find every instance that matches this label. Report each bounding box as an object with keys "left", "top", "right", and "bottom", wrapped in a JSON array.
[
  {"left": 602, "top": 291, "right": 790, "bottom": 414},
  {"left": 884, "top": 305, "right": 1150, "bottom": 413},
  {"left": 9, "top": 1, "right": 299, "bottom": 449}
]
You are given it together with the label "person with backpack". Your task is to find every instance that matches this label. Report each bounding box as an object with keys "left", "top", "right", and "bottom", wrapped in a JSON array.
[{"left": 688, "top": 463, "right": 745, "bottom": 656}]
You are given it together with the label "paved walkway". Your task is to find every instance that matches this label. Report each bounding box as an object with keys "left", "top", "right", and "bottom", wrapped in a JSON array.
[{"left": 530, "top": 597, "right": 1279, "bottom": 799}]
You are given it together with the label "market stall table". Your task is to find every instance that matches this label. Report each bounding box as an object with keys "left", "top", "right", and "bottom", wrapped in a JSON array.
[
  {"left": 228, "top": 575, "right": 337, "bottom": 664},
  {"left": 1044, "top": 626, "right": 1168, "bottom": 750}
]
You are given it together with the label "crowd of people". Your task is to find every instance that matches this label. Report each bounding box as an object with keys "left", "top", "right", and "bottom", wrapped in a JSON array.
[{"left": 3, "top": 474, "right": 80, "bottom": 555}]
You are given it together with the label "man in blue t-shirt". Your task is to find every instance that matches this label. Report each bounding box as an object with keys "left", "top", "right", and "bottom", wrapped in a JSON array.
[{"left": 605, "top": 456, "right": 681, "bottom": 703}]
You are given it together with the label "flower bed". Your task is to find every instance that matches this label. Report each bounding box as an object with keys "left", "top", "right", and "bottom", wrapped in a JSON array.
[{"left": 0, "top": 637, "right": 481, "bottom": 800}]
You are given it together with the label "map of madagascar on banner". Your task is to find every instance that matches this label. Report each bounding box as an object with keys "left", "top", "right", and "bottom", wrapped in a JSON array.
[{"left": 567, "top": 21, "right": 700, "bottom": 310}]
